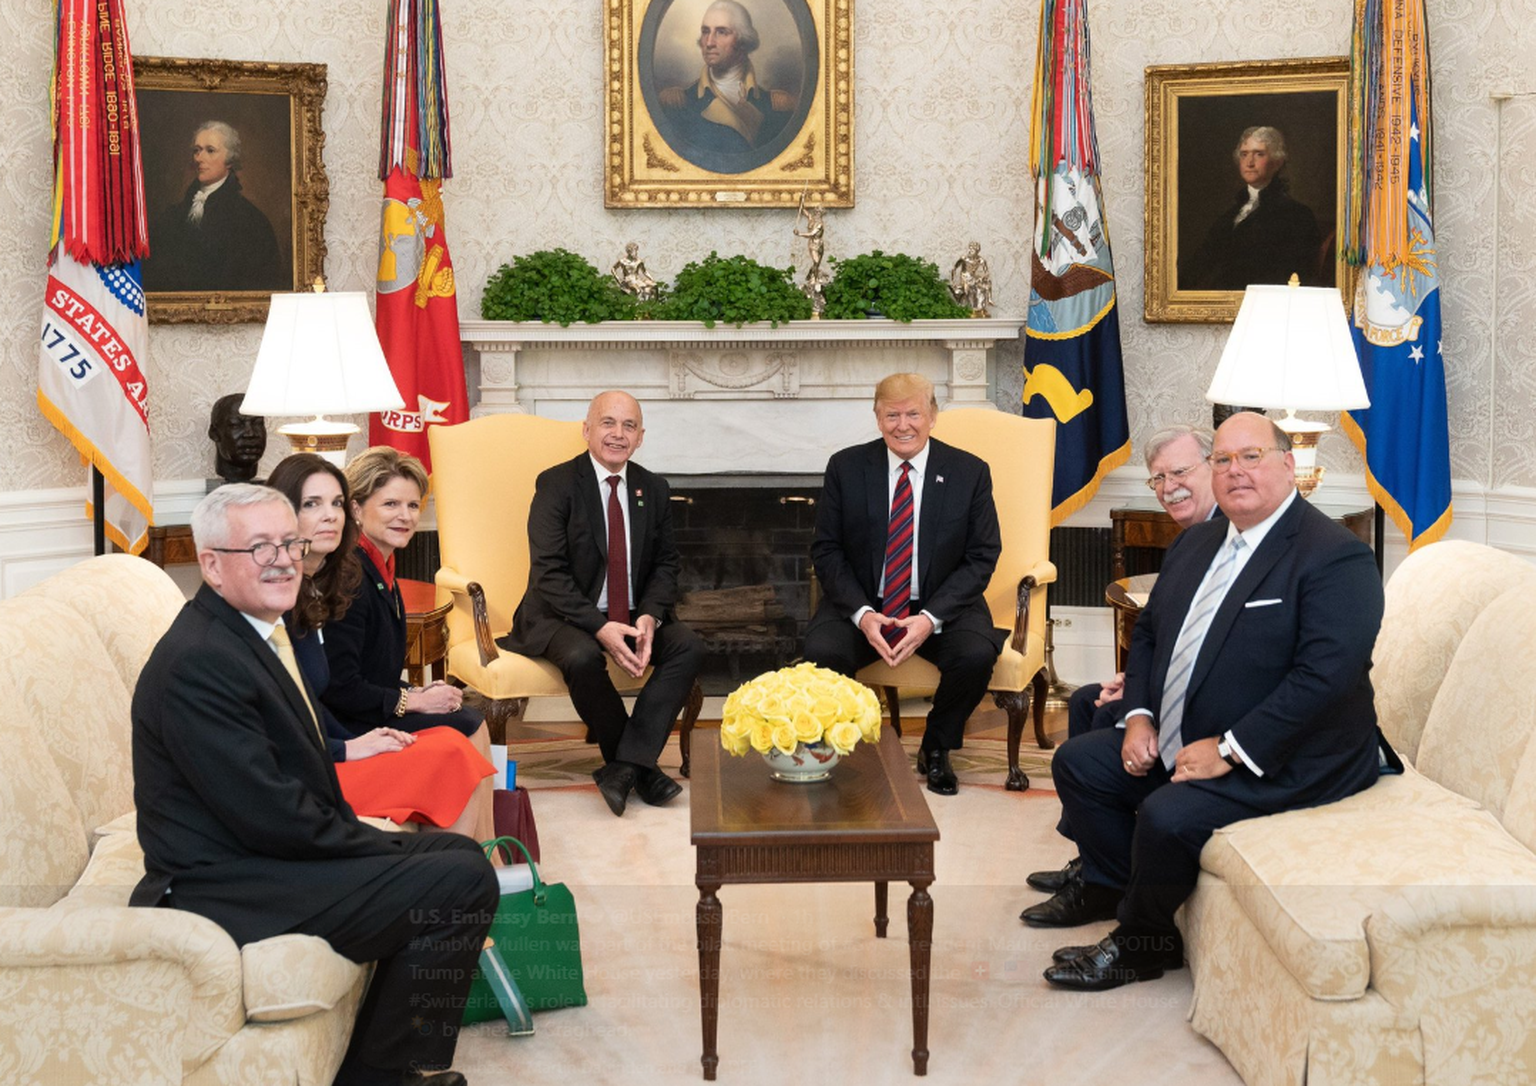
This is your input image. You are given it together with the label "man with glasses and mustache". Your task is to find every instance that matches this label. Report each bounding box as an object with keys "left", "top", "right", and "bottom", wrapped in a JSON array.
[
  {"left": 1030, "top": 412, "right": 1398, "bottom": 992},
  {"left": 1022, "top": 424, "right": 1218, "bottom": 922},
  {"left": 131, "top": 484, "right": 495, "bottom": 1086}
]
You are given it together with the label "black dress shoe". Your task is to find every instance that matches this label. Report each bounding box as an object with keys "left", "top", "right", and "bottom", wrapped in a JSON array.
[
  {"left": 1043, "top": 928, "right": 1180, "bottom": 991},
  {"left": 1019, "top": 878, "right": 1121, "bottom": 927},
  {"left": 1026, "top": 856, "right": 1082, "bottom": 894},
  {"left": 924, "top": 749, "right": 958, "bottom": 795},
  {"left": 595, "top": 762, "right": 637, "bottom": 816},
  {"left": 404, "top": 1071, "right": 468, "bottom": 1086},
  {"left": 634, "top": 765, "right": 683, "bottom": 806},
  {"left": 1051, "top": 929, "right": 1183, "bottom": 969}
]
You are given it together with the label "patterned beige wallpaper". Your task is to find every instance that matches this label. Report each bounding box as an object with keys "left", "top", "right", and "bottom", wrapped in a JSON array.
[{"left": 0, "top": 0, "right": 1530, "bottom": 494}]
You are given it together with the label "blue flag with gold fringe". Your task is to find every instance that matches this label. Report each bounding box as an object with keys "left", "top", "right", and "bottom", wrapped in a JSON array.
[
  {"left": 1022, "top": 0, "right": 1129, "bottom": 525},
  {"left": 1342, "top": 0, "right": 1451, "bottom": 550}
]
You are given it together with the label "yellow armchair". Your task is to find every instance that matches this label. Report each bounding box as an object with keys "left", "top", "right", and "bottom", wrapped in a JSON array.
[
  {"left": 429, "top": 414, "right": 704, "bottom": 770},
  {"left": 854, "top": 409, "right": 1057, "bottom": 790}
]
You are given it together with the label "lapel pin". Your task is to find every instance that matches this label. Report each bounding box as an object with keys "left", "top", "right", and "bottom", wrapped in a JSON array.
[{"left": 936, "top": 474, "right": 945, "bottom": 483}]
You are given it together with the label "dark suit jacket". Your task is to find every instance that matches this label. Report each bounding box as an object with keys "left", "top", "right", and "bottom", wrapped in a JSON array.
[
  {"left": 321, "top": 547, "right": 409, "bottom": 732},
  {"left": 131, "top": 586, "right": 411, "bottom": 946},
  {"left": 1182, "top": 177, "right": 1324, "bottom": 291},
  {"left": 808, "top": 437, "right": 1004, "bottom": 647},
  {"left": 501, "top": 454, "right": 681, "bottom": 657},
  {"left": 1122, "top": 496, "right": 1393, "bottom": 810},
  {"left": 144, "top": 172, "right": 286, "bottom": 293}
]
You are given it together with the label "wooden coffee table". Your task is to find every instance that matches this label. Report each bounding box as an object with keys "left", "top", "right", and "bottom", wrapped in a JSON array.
[{"left": 690, "top": 731, "right": 940, "bottom": 1079}]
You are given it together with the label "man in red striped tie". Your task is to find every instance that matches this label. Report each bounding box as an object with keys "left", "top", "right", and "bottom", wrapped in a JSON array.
[
  {"left": 804, "top": 373, "right": 1004, "bottom": 794},
  {"left": 500, "top": 391, "right": 703, "bottom": 816}
]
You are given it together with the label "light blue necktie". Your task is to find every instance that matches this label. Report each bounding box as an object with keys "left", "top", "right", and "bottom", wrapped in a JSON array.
[{"left": 1158, "top": 536, "right": 1246, "bottom": 770}]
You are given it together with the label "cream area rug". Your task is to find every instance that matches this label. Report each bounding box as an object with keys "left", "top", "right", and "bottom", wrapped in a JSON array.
[{"left": 452, "top": 732, "right": 1243, "bottom": 1085}]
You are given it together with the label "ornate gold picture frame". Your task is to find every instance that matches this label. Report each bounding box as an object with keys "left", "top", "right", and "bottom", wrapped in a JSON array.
[
  {"left": 605, "top": 0, "right": 852, "bottom": 207},
  {"left": 134, "top": 57, "right": 329, "bottom": 324},
  {"left": 1144, "top": 57, "right": 1349, "bottom": 323}
]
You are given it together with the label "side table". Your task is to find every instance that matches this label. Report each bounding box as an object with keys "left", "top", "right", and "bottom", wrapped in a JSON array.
[
  {"left": 146, "top": 524, "right": 196, "bottom": 568},
  {"left": 400, "top": 578, "right": 452, "bottom": 687},
  {"left": 691, "top": 733, "right": 939, "bottom": 1079},
  {"left": 1106, "top": 574, "right": 1158, "bottom": 673}
]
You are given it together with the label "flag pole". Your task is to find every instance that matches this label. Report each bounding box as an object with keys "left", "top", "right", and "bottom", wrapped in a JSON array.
[{"left": 92, "top": 466, "right": 106, "bottom": 556}]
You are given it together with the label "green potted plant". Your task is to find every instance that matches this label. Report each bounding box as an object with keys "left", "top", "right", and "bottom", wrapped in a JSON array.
[
  {"left": 822, "top": 250, "right": 971, "bottom": 322},
  {"left": 651, "top": 252, "right": 812, "bottom": 327},
  {"left": 480, "top": 248, "right": 637, "bottom": 325}
]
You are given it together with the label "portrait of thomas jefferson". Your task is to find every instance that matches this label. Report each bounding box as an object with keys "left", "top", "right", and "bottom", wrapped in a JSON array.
[
  {"left": 143, "top": 120, "right": 287, "bottom": 293},
  {"left": 640, "top": 0, "right": 818, "bottom": 175},
  {"left": 1179, "top": 125, "right": 1323, "bottom": 291},
  {"left": 1172, "top": 87, "right": 1338, "bottom": 295}
]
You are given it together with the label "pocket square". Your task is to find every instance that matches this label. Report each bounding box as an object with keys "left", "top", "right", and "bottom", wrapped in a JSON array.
[{"left": 1244, "top": 598, "right": 1283, "bottom": 609}]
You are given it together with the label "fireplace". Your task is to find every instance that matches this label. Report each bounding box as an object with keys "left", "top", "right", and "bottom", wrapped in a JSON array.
[{"left": 668, "top": 477, "right": 819, "bottom": 694}]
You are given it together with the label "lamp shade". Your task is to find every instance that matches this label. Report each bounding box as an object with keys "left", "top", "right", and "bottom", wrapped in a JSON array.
[
  {"left": 1205, "top": 283, "right": 1369, "bottom": 411},
  {"left": 241, "top": 291, "right": 404, "bottom": 417}
]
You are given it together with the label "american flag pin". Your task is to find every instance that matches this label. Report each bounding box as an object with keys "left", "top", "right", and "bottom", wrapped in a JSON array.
[{"left": 936, "top": 474, "right": 945, "bottom": 483}]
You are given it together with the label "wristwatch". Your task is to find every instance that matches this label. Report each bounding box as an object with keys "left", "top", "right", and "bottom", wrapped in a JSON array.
[{"left": 1216, "top": 737, "right": 1242, "bottom": 768}]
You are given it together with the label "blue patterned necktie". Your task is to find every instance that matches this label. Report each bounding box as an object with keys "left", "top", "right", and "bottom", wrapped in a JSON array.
[{"left": 1158, "top": 536, "right": 1246, "bottom": 770}]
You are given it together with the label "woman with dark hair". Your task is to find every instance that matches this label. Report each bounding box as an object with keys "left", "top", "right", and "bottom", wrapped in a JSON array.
[
  {"left": 268, "top": 453, "right": 494, "bottom": 841},
  {"left": 323, "top": 446, "right": 484, "bottom": 742}
]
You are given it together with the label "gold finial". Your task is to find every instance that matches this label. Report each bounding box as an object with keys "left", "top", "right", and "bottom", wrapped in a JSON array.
[{"left": 310, "top": 277, "right": 327, "bottom": 293}]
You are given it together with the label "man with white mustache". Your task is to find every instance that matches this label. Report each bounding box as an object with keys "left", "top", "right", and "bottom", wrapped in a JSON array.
[{"left": 1022, "top": 424, "right": 1218, "bottom": 920}]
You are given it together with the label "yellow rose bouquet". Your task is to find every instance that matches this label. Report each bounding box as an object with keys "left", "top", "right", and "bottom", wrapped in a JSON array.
[{"left": 719, "top": 662, "right": 883, "bottom": 761}]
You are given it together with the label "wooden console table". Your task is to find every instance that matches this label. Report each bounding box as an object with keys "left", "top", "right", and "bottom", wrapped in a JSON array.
[
  {"left": 145, "top": 524, "right": 196, "bottom": 568},
  {"left": 690, "top": 733, "right": 939, "bottom": 1079},
  {"left": 400, "top": 578, "right": 452, "bottom": 686}
]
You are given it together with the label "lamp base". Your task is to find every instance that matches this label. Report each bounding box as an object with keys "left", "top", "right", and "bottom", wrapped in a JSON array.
[
  {"left": 277, "top": 417, "right": 358, "bottom": 467},
  {"left": 1274, "top": 412, "right": 1327, "bottom": 499}
]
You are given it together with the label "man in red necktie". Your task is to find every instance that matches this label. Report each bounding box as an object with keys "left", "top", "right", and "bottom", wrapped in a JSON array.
[
  {"left": 803, "top": 373, "right": 1004, "bottom": 795},
  {"left": 499, "top": 391, "right": 702, "bottom": 816}
]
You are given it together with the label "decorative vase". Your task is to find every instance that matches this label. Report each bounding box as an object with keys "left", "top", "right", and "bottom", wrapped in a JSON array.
[{"left": 761, "top": 740, "right": 842, "bottom": 783}]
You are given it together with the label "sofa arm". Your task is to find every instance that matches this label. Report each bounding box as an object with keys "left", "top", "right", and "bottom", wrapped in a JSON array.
[
  {"left": 0, "top": 904, "right": 245, "bottom": 1077},
  {"left": 1367, "top": 885, "right": 1536, "bottom": 1013}
]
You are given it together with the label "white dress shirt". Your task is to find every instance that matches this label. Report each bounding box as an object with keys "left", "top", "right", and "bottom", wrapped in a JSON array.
[{"left": 591, "top": 455, "right": 633, "bottom": 613}]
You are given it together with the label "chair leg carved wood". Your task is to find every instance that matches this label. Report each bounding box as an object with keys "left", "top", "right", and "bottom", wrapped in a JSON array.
[
  {"left": 678, "top": 680, "right": 704, "bottom": 779},
  {"left": 996, "top": 667, "right": 1048, "bottom": 792}
]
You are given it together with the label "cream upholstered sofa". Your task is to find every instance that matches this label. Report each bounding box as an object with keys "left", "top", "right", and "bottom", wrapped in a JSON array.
[
  {"left": 0, "top": 555, "right": 368, "bottom": 1085},
  {"left": 1183, "top": 540, "right": 1536, "bottom": 1085}
]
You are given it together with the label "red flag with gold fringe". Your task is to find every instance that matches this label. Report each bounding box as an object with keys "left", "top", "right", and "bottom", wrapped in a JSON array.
[{"left": 371, "top": 0, "right": 466, "bottom": 472}]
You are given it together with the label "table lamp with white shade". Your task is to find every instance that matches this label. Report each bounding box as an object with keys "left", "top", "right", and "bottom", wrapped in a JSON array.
[
  {"left": 240, "top": 282, "right": 404, "bottom": 466},
  {"left": 1205, "top": 276, "right": 1369, "bottom": 498}
]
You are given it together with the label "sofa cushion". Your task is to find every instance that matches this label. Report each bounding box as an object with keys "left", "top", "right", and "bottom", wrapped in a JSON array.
[
  {"left": 66, "top": 823, "right": 147, "bottom": 906},
  {"left": 242, "top": 933, "right": 366, "bottom": 1022},
  {"left": 24, "top": 553, "right": 185, "bottom": 693},
  {"left": 1201, "top": 795, "right": 1536, "bottom": 1001},
  {"left": 1373, "top": 541, "right": 1536, "bottom": 764},
  {"left": 1416, "top": 587, "right": 1536, "bottom": 823},
  {"left": 0, "top": 666, "right": 89, "bottom": 907}
]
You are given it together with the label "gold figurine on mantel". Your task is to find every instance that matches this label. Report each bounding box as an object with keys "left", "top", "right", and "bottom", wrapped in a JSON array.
[
  {"left": 794, "top": 196, "right": 829, "bottom": 317},
  {"left": 949, "top": 241, "right": 994, "bottom": 316},
  {"left": 611, "top": 241, "right": 659, "bottom": 301}
]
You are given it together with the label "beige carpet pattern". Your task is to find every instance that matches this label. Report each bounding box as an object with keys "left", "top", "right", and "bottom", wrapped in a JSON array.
[{"left": 454, "top": 731, "right": 1243, "bottom": 1085}]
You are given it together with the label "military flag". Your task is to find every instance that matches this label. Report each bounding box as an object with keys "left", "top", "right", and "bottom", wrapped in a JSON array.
[
  {"left": 372, "top": 0, "right": 467, "bottom": 472},
  {"left": 1341, "top": 0, "right": 1451, "bottom": 550},
  {"left": 37, "top": 0, "right": 153, "bottom": 553},
  {"left": 1022, "top": 0, "right": 1129, "bottom": 524}
]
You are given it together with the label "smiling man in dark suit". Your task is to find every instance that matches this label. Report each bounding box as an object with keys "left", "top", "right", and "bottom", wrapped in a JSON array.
[
  {"left": 1039, "top": 412, "right": 1398, "bottom": 991},
  {"left": 804, "top": 372, "right": 1004, "bottom": 796},
  {"left": 131, "top": 484, "right": 494, "bottom": 1086},
  {"left": 499, "top": 390, "right": 702, "bottom": 816}
]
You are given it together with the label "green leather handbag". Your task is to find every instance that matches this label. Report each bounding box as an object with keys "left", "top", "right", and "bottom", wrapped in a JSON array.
[{"left": 462, "top": 836, "right": 588, "bottom": 1024}]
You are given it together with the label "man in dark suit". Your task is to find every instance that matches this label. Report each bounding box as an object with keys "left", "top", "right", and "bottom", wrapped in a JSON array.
[
  {"left": 804, "top": 372, "right": 1003, "bottom": 796},
  {"left": 1037, "top": 412, "right": 1397, "bottom": 991},
  {"left": 131, "top": 484, "right": 495, "bottom": 1086},
  {"left": 499, "top": 390, "right": 702, "bottom": 817},
  {"left": 1023, "top": 423, "right": 1219, "bottom": 910}
]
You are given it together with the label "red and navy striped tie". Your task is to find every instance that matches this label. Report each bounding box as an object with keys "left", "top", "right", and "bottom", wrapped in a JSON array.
[{"left": 881, "top": 461, "right": 915, "bottom": 644}]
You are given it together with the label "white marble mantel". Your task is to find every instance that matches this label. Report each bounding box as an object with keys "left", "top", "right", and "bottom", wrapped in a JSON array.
[{"left": 459, "top": 318, "right": 1024, "bottom": 475}]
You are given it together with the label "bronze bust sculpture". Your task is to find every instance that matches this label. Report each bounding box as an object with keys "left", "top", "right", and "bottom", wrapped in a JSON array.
[{"left": 209, "top": 393, "right": 267, "bottom": 483}]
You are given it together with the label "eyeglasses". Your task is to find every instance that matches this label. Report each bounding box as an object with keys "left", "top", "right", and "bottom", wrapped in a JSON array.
[
  {"left": 1208, "top": 447, "right": 1282, "bottom": 473},
  {"left": 209, "top": 538, "right": 311, "bottom": 567},
  {"left": 1144, "top": 463, "right": 1203, "bottom": 491}
]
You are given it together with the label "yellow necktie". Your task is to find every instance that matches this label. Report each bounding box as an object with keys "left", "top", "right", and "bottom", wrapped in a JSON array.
[{"left": 269, "top": 624, "right": 324, "bottom": 747}]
